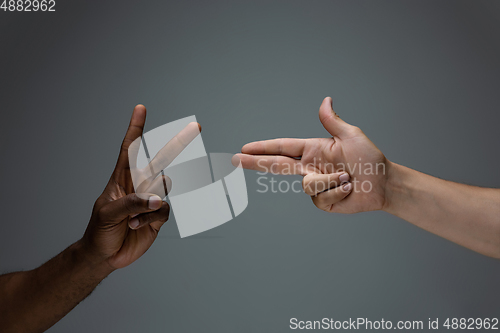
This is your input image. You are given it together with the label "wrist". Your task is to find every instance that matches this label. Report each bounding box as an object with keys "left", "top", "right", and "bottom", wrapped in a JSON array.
[
  {"left": 382, "top": 161, "right": 405, "bottom": 215},
  {"left": 72, "top": 239, "right": 116, "bottom": 279},
  {"left": 383, "top": 161, "right": 424, "bottom": 216}
]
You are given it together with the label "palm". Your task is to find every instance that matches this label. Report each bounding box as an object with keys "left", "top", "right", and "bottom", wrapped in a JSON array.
[
  {"left": 98, "top": 173, "right": 162, "bottom": 269},
  {"left": 87, "top": 138, "right": 163, "bottom": 269},
  {"left": 302, "top": 132, "right": 387, "bottom": 213}
]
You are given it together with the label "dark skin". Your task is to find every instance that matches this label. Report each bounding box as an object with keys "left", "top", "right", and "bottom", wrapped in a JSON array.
[
  {"left": 5, "top": 98, "right": 498, "bottom": 332},
  {"left": 0, "top": 105, "right": 199, "bottom": 333},
  {"left": 82, "top": 104, "right": 173, "bottom": 270}
]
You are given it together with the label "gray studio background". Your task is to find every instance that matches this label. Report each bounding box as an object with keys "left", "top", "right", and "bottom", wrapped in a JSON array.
[{"left": 1, "top": 1, "right": 499, "bottom": 332}]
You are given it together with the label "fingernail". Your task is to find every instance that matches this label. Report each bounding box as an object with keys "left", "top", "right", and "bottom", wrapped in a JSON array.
[
  {"left": 231, "top": 154, "right": 242, "bottom": 167},
  {"left": 149, "top": 196, "right": 162, "bottom": 210},
  {"left": 129, "top": 217, "right": 140, "bottom": 229},
  {"left": 343, "top": 182, "right": 352, "bottom": 192},
  {"left": 339, "top": 173, "right": 350, "bottom": 184}
]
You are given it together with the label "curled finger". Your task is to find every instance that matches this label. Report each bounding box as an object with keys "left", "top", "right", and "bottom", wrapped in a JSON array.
[
  {"left": 311, "top": 182, "right": 353, "bottom": 212},
  {"left": 302, "top": 172, "right": 350, "bottom": 196},
  {"left": 129, "top": 201, "right": 170, "bottom": 230}
]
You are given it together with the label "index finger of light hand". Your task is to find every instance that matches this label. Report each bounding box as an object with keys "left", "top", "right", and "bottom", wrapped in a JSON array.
[
  {"left": 241, "top": 138, "right": 306, "bottom": 157},
  {"left": 235, "top": 153, "right": 304, "bottom": 175}
]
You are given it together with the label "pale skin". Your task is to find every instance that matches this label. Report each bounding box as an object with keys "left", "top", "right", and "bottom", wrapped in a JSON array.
[
  {"left": 236, "top": 97, "right": 500, "bottom": 259},
  {"left": 0, "top": 105, "right": 201, "bottom": 333}
]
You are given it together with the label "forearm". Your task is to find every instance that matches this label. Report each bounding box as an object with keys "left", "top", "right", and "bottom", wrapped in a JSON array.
[
  {"left": 384, "top": 162, "right": 500, "bottom": 258},
  {"left": 0, "top": 240, "right": 115, "bottom": 333}
]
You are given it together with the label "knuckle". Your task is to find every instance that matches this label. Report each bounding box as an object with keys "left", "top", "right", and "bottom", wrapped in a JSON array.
[
  {"left": 316, "top": 179, "right": 328, "bottom": 193},
  {"left": 96, "top": 206, "right": 110, "bottom": 220},
  {"left": 329, "top": 176, "right": 340, "bottom": 188},
  {"left": 302, "top": 177, "right": 313, "bottom": 195},
  {"left": 125, "top": 194, "right": 144, "bottom": 212},
  {"left": 337, "top": 189, "right": 349, "bottom": 201},
  {"left": 342, "top": 189, "right": 352, "bottom": 199},
  {"left": 312, "top": 196, "right": 329, "bottom": 212},
  {"left": 143, "top": 213, "right": 155, "bottom": 224},
  {"left": 316, "top": 193, "right": 327, "bottom": 206},
  {"left": 160, "top": 212, "right": 170, "bottom": 223},
  {"left": 319, "top": 110, "right": 335, "bottom": 124},
  {"left": 124, "top": 194, "right": 136, "bottom": 209},
  {"left": 120, "top": 138, "right": 133, "bottom": 153},
  {"left": 270, "top": 156, "right": 278, "bottom": 174},
  {"left": 147, "top": 203, "right": 170, "bottom": 224},
  {"left": 277, "top": 139, "right": 284, "bottom": 154},
  {"left": 160, "top": 203, "right": 170, "bottom": 222},
  {"left": 349, "top": 126, "right": 363, "bottom": 135},
  {"left": 311, "top": 196, "right": 321, "bottom": 209}
]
